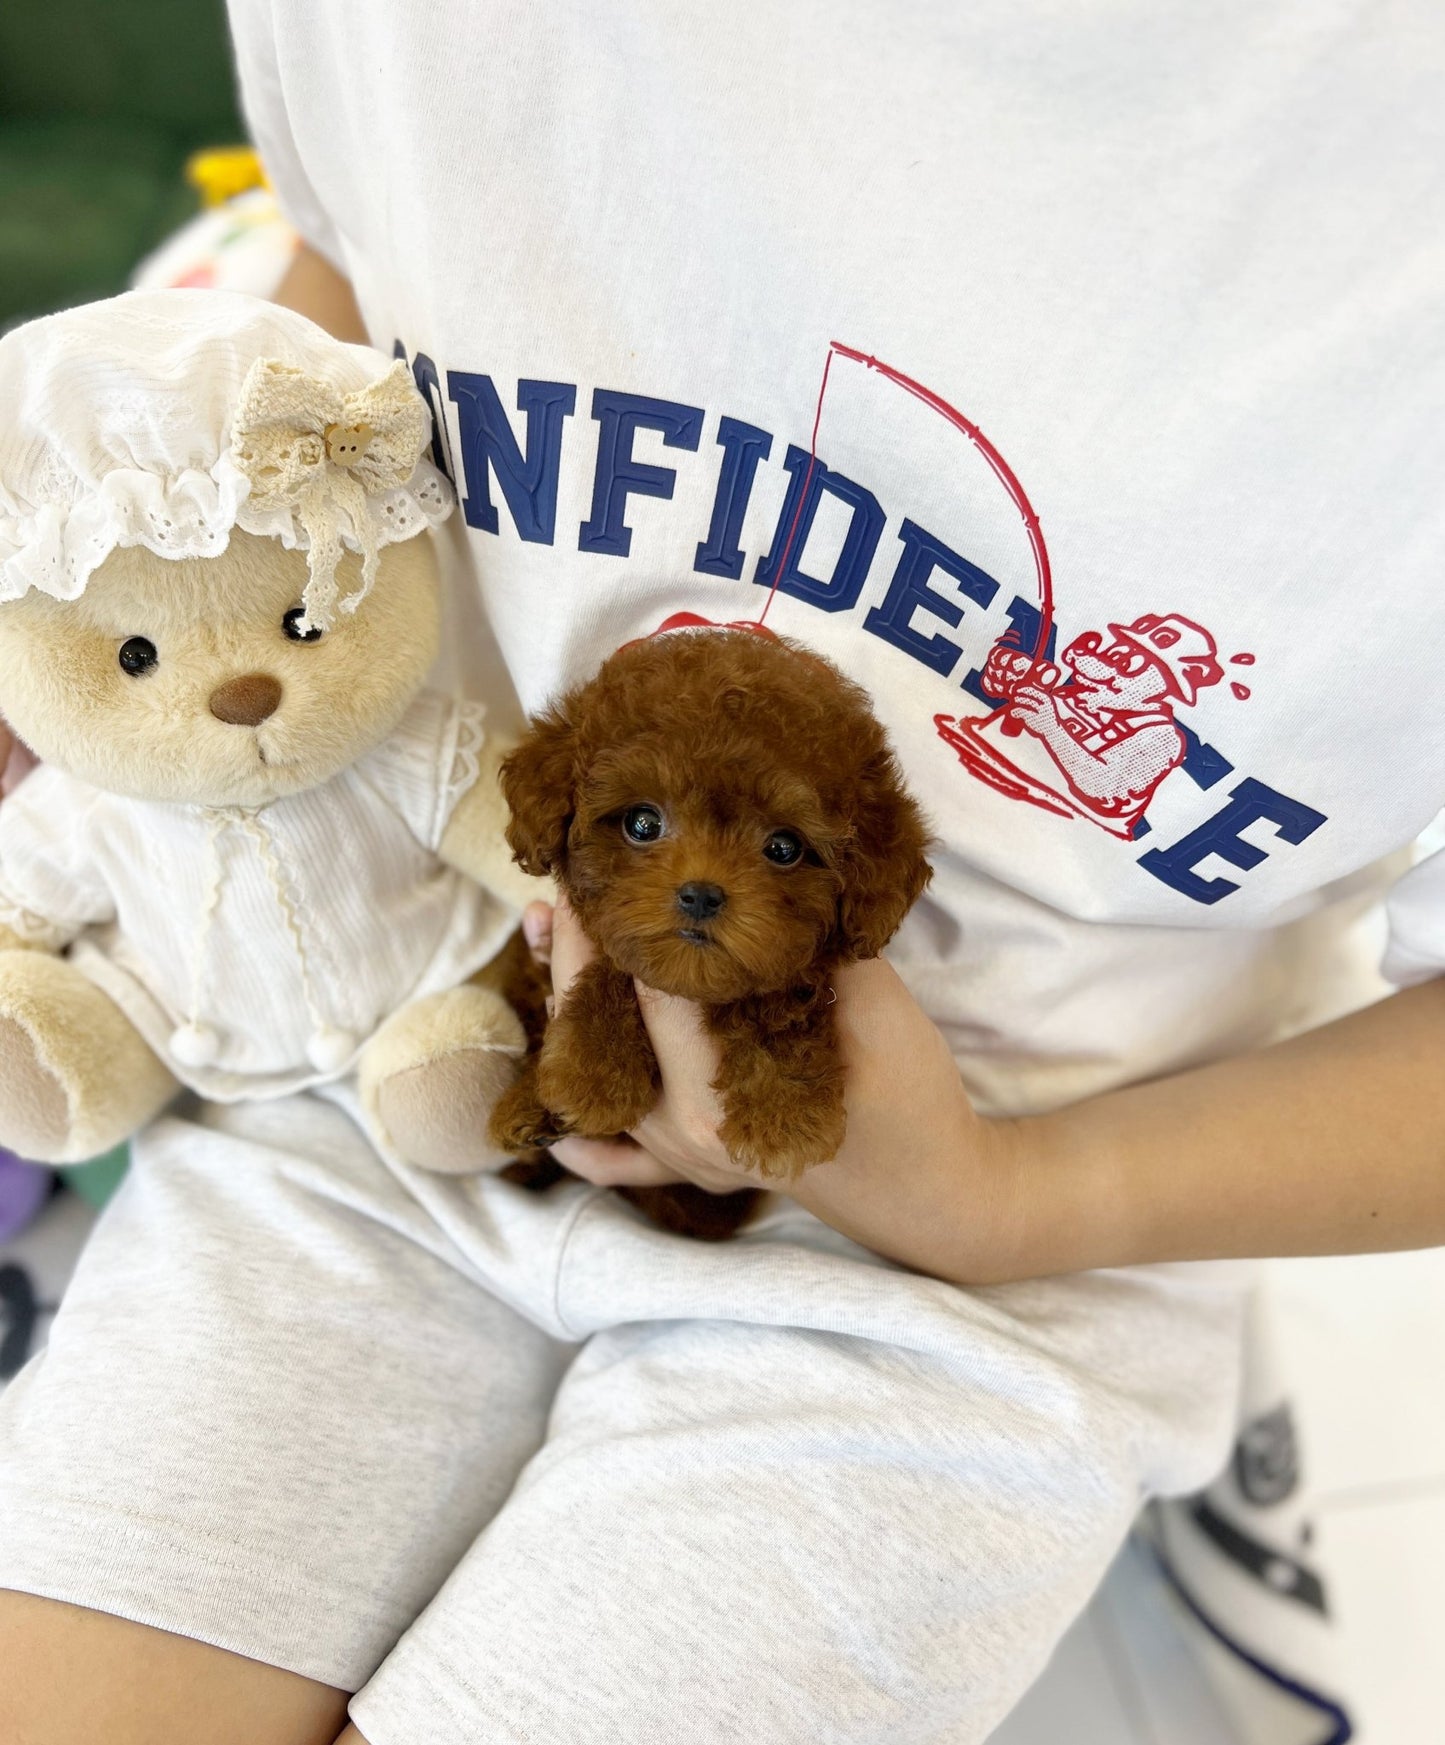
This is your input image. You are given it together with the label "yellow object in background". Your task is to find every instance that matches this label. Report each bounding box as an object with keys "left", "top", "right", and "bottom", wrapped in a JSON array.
[{"left": 185, "top": 147, "right": 269, "bottom": 208}]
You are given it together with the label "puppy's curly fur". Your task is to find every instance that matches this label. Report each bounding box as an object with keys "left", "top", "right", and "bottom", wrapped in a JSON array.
[{"left": 490, "top": 627, "right": 931, "bottom": 1238}]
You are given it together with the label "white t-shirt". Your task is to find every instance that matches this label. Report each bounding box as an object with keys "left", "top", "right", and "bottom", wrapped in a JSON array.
[
  {"left": 229, "top": 1, "right": 1445, "bottom": 1115},
  {"left": 0, "top": 693, "right": 515, "bottom": 1099}
]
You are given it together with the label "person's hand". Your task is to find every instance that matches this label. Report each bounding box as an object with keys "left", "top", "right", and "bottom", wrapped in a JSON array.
[{"left": 522, "top": 896, "right": 1028, "bottom": 1279}]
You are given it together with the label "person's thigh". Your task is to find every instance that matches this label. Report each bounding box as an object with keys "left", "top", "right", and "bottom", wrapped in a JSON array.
[
  {"left": 0, "top": 1591, "right": 351, "bottom": 1745},
  {"left": 0, "top": 1091, "right": 571, "bottom": 1714},
  {"left": 350, "top": 1215, "right": 1248, "bottom": 1745}
]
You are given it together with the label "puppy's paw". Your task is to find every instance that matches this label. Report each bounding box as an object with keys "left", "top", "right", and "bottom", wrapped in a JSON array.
[
  {"left": 536, "top": 958, "right": 661, "bottom": 1136},
  {"left": 719, "top": 1093, "right": 846, "bottom": 1180},
  {"left": 536, "top": 1046, "right": 659, "bottom": 1138},
  {"left": 489, "top": 1068, "right": 569, "bottom": 1153}
]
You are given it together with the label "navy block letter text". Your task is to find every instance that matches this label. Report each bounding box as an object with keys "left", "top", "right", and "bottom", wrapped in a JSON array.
[
  {"left": 447, "top": 373, "right": 576, "bottom": 543},
  {"left": 694, "top": 416, "right": 773, "bottom": 579},
  {"left": 1139, "top": 777, "right": 1326, "bottom": 904},
  {"left": 863, "top": 518, "right": 1000, "bottom": 676},
  {"left": 753, "top": 444, "right": 885, "bottom": 613},
  {"left": 579, "top": 389, "right": 704, "bottom": 558}
]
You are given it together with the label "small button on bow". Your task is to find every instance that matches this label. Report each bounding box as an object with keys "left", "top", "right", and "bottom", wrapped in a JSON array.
[{"left": 324, "top": 421, "right": 374, "bottom": 467}]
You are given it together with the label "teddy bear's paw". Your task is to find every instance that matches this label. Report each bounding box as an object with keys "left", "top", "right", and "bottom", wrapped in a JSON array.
[
  {"left": 374, "top": 1046, "right": 524, "bottom": 1174},
  {"left": 0, "top": 1015, "right": 72, "bottom": 1161},
  {"left": 719, "top": 1094, "right": 847, "bottom": 1181},
  {"left": 360, "top": 984, "right": 529, "bottom": 1173},
  {"left": 0, "top": 951, "right": 180, "bottom": 1164}
]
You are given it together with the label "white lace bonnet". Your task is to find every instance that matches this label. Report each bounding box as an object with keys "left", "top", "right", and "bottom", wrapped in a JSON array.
[{"left": 0, "top": 288, "right": 452, "bottom": 632}]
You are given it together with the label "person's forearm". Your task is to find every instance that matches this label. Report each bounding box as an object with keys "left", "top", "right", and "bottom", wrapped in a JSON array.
[
  {"left": 791, "top": 978, "right": 1445, "bottom": 1288},
  {"left": 272, "top": 243, "right": 368, "bottom": 344},
  {"left": 1019, "top": 976, "right": 1445, "bottom": 1275}
]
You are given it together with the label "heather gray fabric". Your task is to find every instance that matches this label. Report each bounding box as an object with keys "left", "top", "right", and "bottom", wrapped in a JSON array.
[{"left": 0, "top": 1092, "right": 1245, "bottom": 1740}]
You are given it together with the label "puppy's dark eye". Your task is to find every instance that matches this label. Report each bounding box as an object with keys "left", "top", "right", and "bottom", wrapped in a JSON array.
[
  {"left": 118, "top": 637, "right": 158, "bottom": 677},
  {"left": 282, "top": 607, "right": 324, "bottom": 644},
  {"left": 622, "top": 805, "right": 665, "bottom": 844},
  {"left": 763, "top": 830, "right": 803, "bottom": 866}
]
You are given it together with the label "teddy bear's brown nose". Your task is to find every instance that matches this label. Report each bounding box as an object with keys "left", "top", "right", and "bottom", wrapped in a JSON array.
[{"left": 209, "top": 673, "right": 283, "bottom": 727}]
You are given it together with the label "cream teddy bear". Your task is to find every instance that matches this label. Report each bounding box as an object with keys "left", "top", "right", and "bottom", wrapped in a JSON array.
[{"left": 0, "top": 289, "right": 537, "bottom": 1171}]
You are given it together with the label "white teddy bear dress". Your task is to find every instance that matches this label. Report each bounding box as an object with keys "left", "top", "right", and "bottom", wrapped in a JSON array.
[{"left": 0, "top": 689, "right": 513, "bottom": 1098}]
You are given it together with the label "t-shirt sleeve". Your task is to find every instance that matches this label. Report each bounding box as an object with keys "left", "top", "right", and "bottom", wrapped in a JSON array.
[
  {"left": 358, "top": 691, "right": 490, "bottom": 854},
  {"left": 225, "top": 0, "right": 349, "bottom": 271},
  {"left": 0, "top": 766, "right": 114, "bottom": 949},
  {"left": 1382, "top": 840, "right": 1445, "bottom": 988}
]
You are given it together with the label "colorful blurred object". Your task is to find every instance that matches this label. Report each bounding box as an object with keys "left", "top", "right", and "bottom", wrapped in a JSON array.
[
  {"left": 65, "top": 1143, "right": 130, "bottom": 1211},
  {"left": 0, "top": 1148, "right": 51, "bottom": 1242},
  {"left": 0, "top": 1139, "right": 127, "bottom": 1245},
  {"left": 131, "top": 184, "right": 297, "bottom": 299},
  {"left": 185, "top": 145, "right": 268, "bottom": 207}
]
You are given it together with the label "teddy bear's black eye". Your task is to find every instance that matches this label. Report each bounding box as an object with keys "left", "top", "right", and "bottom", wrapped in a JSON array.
[
  {"left": 282, "top": 607, "right": 324, "bottom": 644},
  {"left": 763, "top": 830, "right": 803, "bottom": 866},
  {"left": 622, "top": 805, "right": 664, "bottom": 844},
  {"left": 118, "top": 637, "right": 158, "bottom": 677}
]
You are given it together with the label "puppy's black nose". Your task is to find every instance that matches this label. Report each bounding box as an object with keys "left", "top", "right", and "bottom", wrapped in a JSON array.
[{"left": 676, "top": 882, "right": 727, "bottom": 922}]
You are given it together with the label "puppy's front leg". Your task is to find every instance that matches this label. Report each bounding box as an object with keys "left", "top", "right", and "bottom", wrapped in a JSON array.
[
  {"left": 711, "top": 989, "right": 846, "bottom": 1180},
  {"left": 537, "top": 958, "right": 662, "bottom": 1136},
  {"left": 490, "top": 1053, "right": 568, "bottom": 1154}
]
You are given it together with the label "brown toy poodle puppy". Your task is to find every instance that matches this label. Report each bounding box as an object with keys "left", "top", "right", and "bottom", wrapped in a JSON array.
[{"left": 490, "top": 624, "right": 931, "bottom": 1235}]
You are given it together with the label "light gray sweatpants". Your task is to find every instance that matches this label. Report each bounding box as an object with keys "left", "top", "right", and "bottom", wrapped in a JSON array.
[{"left": 0, "top": 1088, "right": 1245, "bottom": 1743}]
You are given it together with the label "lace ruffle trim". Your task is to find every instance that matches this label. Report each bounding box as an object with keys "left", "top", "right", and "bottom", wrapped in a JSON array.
[
  {"left": 0, "top": 452, "right": 451, "bottom": 611},
  {"left": 439, "top": 699, "right": 490, "bottom": 838}
]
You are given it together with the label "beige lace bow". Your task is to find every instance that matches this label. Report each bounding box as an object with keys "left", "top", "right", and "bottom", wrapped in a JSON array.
[{"left": 229, "top": 358, "right": 430, "bottom": 630}]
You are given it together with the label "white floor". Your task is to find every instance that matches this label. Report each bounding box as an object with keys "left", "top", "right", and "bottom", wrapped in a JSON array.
[
  {"left": 994, "top": 1248, "right": 1445, "bottom": 1744},
  {"left": 989, "top": 1540, "right": 1241, "bottom": 1745}
]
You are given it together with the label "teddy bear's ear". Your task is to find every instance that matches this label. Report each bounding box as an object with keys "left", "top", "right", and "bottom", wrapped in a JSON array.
[
  {"left": 833, "top": 751, "right": 932, "bottom": 963},
  {"left": 500, "top": 706, "right": 578, "bottom": 877}
]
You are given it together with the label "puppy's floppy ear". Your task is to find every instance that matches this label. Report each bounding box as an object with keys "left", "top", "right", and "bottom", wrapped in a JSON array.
[
  {"left": 500, "top": 706, "right": 577, "bottom": 877},
  {"left": 833, "top": 750, "right": 932, "bottom": 962}
]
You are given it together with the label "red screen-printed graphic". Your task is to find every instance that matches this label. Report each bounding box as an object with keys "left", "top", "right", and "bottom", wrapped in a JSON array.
[
  {"left": 800, "top": 345, "right": 1251, "bottom": 841},
  {"left": 654, "top": 341, "right": 1252, "bottom": 841}
]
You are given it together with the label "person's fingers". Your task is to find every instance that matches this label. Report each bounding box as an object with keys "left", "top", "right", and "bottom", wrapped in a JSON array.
[
  {"left": 631, "top": 981, "right": 726, "bottom": 1138},
  {"left": 549, "top": 892, "right": 597, "bottom": 1009},
  {"left": 550, "top": 1133, "right": 685, "bottom": 1187},
  {"left": 521, "top": 901, "right": 554, "bottom": 966}
]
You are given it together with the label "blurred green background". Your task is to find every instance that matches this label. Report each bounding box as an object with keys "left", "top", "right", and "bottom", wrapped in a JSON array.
[{"left": 0, "top": 0, "right": 241, "bottom": 328}]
